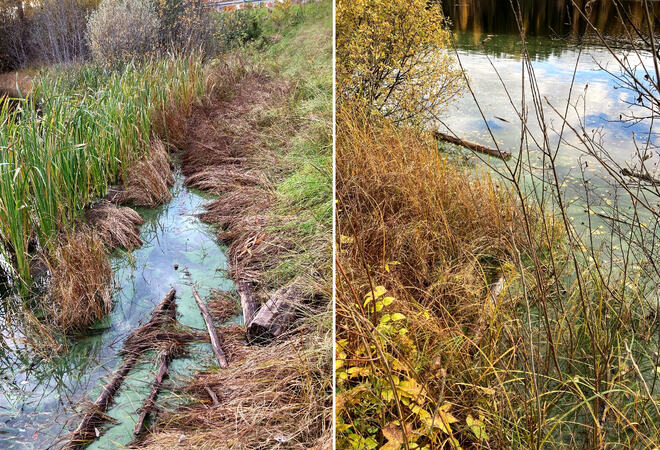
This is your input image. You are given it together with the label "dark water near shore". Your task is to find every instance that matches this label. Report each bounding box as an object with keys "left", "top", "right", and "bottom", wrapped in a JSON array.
[{"left": 0, "top": 172, "right": 236, "bottom": 448}]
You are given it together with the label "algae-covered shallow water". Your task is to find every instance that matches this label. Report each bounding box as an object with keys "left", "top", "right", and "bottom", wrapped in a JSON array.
[{"left": 0, "top": 171, "right": 235, "bottom": 448}]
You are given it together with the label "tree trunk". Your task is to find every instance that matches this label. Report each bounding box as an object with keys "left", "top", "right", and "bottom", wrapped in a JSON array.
[
  {"left": 237, "top": 279, "right": 259, "bottom": 327},
  {"left": 433, "top": 131, "right": 512, "bottom": 160},
  {"left": 247, "top": 286, "right": 299, "bottom": 344},
  {"left": 192, "top": 287, "right": 228, "bottom": 368}
]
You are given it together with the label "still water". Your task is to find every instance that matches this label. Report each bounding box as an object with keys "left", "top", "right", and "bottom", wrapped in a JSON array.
[
  {"left": 0, "top": 172, "right": 235, "bottom": 448},
  {"left": 439, "top": 0, "right": 659, "bottom": 247}
]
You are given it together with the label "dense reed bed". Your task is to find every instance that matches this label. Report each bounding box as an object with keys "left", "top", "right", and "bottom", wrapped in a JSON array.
[{"left": 0, "top": 56, "right": 205, "bottom": 330}]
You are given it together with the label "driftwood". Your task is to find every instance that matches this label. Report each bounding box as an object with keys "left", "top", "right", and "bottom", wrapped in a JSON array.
[
  {"left": 247, "top": 286, "right": 299, "bottom": 344},
  {"left": 205, "top": 386, "right": 220, "bottom": 407},
  {"left": 133, "top": 350, "right": 172, "bottom": 436},
  {"left": 434, "top": 131, "right": 512, "bottom": 160},
  {"left": 238, "top": 279, "right": 259, "bottom": 327},
  {"left": 621, "top": 167, "right": 660, "bottom": 185},
  {"left": 67, "top": 289, "right": 177, "bottom": 449},
  {"left": 192, "top": 287, "right": 228, "bottom": 368}
]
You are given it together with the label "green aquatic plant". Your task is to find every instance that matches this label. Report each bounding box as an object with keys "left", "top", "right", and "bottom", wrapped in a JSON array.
[{"left": 0, "top": 55, "right": 206, "bottom": 303}]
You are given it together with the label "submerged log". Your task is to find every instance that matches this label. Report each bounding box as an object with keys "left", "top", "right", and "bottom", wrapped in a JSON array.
[
  {"left": 238, "top": 279, "right": 259, "bottom": 327},
  {"left": 433, "top": 131, "right": 512, "bottom": 160},
  {"left": 133, "top": 350, "right": 171, "bottom": 436},
  {"left": 192, "top": 287, "right": 228, "bottom": 368},
  {"left": 66, "top": 289, "right": 176, "bottom": 449},
  {"left": 246, "top": 286, "right": 299, "bottom": 344}
]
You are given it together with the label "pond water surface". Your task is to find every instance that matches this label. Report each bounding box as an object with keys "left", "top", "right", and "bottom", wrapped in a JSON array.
[
  {"left": 439, "top": 1, "right": 659, "bottom": 259},
  {"left": 0, "top": 171, "right": 235, "bottom": 448}
]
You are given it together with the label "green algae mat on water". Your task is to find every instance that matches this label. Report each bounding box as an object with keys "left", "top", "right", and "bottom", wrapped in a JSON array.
[{"left": 0, "top": 171, "right": 237, "bottom": 449}]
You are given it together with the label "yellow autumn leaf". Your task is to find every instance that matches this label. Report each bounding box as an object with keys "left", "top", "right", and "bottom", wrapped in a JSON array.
[
  {"left": 398, "top": 378, "right": 424, "bottom": 398},
  {"left": 466, "top": 414, "right": 488, "bottom": 441},
  {"left": 364, "top": 285, "right": 387, "bottom": 306}
]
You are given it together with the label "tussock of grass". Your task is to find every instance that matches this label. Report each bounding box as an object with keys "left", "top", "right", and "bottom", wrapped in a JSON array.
[
  {"left": 47, "top": 228, "right": 112, "bottom": 332},
  {"left": 337, "top": 105, "right": 532, "bottom": 307},
  {"left": 117, "top": 138, "right": 174, "bottom": 207},
  {"left": 85, "top": 201, "right": 144, "bottom": 251}
]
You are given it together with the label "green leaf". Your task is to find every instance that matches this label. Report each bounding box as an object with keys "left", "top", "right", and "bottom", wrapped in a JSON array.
[{"left": 466, "top": 414, "right": 488, "bottom": 441}]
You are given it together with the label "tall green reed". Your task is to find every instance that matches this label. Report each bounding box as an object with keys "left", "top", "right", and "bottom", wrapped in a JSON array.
[{"left": 0, "top": 55, "right": 206, "bottom": 297}]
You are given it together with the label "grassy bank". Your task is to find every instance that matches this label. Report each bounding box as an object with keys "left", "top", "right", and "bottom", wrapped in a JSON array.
[
  {"left": 0, "top": 56, "right": 205, "bottom": 333},
  {"left": 139, "top": 1, "right": 332, "bottom": 447},
  {"left": 336, "top": 104, "right": 660, "bottom": 448}
]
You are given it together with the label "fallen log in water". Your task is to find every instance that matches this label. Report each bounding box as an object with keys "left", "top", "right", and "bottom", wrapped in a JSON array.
[
  {"left": 433, "top": 131, "right": 512, "bottom": 160},
  {"left": 192, "top": 287, "right": 228, "bottom": 368},
  {"left": 621, "top": 167, "right": 660, "bottom": 185},
  {"left": 66, "top": 289, "right": 177, "bottom": 449},
  {"left": 247, "top": 286, "right": 299, "bottom": 344},
  {"left": 133, "top": 350, "right": 172, "bottom": 436},
  {"left": 238, "top": 279, "right": 259, "bottom": 327}
]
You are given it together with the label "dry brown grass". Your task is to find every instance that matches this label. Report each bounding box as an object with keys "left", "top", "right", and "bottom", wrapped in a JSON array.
[
  {"left": 335, "top": 104, "right": 558, "bottom": 447},
  {"left": 85, "top": 200, "right": 145, "bottom": 251},
  {"left": 140, "top": 331, "right": 331, "bottom": 450},
  {"left": 47, "top": 227, "right": 112, "bottom": 332},
  {"left": 207, "top": 289, "right": 240, "bottom": 323},
  {"left": 180, "top": 68, "right": 289, "bottom": 283},
  {"left": 117, "top": 138, "right": 175, "bottom": 207},
  {"left": 337, "top": 105, "right": 532, "bottom": 313}
]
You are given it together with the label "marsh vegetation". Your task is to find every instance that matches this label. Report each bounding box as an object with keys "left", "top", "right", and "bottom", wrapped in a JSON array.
[{"left": 336, "top": 0, "right": 660, "bottom": 448}]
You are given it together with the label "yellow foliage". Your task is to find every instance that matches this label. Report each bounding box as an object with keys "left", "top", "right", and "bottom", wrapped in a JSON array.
[{"left": 336, "top": 0, "right": 463, "bottom": 122}]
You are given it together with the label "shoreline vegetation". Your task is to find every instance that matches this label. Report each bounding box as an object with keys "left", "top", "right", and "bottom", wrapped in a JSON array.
[
  {"left": 336, "top": 0, "right": 659, "bottom": 448},
  {"left": 140, "top": 2, "right": 333, "bottom": 446},
  {"left": 1, "top": 0, "right": 331, "bottom": 447}
]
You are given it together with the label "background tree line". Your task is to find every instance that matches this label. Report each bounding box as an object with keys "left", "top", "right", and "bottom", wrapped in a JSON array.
[{"left": 0, "top": 0, "right": 218, "bottom": 72}]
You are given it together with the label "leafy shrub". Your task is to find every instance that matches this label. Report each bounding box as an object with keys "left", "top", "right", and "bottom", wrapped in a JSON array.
[
  {"left": 271, "top": 0, "right": 303, "bottom": 30},
  {"left": 215, "top": 7, "right": 263, "bottom": 50},
  {"left": 336, "top": 0, "right": 463, "bottom": 122},
  {"left": 154, "top": 0, "right": 217, "bottom": 56},
  {"left": 87, "top": 0, "right": 160, "bottom": 68}
]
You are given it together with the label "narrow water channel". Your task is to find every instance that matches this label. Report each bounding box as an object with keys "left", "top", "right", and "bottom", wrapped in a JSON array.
[{"left": 0, "top": 170, "right": 235, "bottom": 448}]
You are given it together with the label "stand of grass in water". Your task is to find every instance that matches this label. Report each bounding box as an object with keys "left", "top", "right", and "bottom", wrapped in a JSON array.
[
  {"left": 336, "top": 105, "right": 660, "bottom": 449},
  {"left": 0, "top": 55, "right": 205, "bottom": 324}
]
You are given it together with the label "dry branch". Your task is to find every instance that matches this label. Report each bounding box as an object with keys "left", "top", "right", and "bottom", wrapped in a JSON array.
[
  {"left": 621, "top": 167, "right": 660, "bottom": 185},
  {"left": 133, "top": 350, "right": 172, "bottom": 436},
  {"left": 434, "top": 131, "right": 512, "bottom": 159},
  {"left": 192, "top": 287, "right": 228, "bottom": 368}
]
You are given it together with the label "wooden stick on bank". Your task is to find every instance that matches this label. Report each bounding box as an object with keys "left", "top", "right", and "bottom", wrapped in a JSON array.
[{"left": 192, "top": 287, "right": 228, "bottom": 368}]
